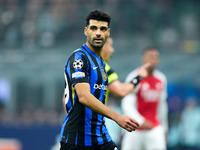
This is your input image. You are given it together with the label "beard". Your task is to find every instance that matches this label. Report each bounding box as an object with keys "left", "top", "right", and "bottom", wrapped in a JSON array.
[
  {"left": 90, "top": 42, "right": 103, "bottom": 49},
  {"left": 88, "top": 37, "right": 106, "bottom": 50}
]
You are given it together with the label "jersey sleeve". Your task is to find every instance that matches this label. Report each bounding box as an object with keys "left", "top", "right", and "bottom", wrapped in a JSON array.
[
  {"left": 121, "top": 93, "right": 145, "bottom": 125},
  {"left": 105, "top": 63, "right": 118, "bottom": 84},
  {"left": 65, "top": 51, "right": 89, "bottom": 86},
  {"left": 125, "top": 69, "right": 138, "bottom": 83},
  {"left": 122, "top": 68, "right": 145, "bottom": 125},
  {"left": 157, "top": 72, "right": 168, "bottom": 132}
]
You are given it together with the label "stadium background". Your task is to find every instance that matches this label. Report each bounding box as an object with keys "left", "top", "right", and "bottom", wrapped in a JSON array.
[{"left": 0, "top": 0, "right": 200, "bottom": 149}]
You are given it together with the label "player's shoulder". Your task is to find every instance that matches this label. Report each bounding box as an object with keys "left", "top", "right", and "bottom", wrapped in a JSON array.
[
  {"left": 105, "top": 62, "right": 111, "bottom": 72},
  {"left": 68, "top": 48, "right": 88, "bottom": 59},
  {"left": 105, "top": 62, "right": 110, "bottom": 68},
  {"left": 125, "top": 68, "right": 139, "bottom": 82},
  {"left": 154, "top": 69, "right": 167, "bottom": 82},
  {"left": 128, "top": 68, "right": 139, "bottom": 77},
  {"left": 72, "top": 47, "right": 86, "bottom": 55}
]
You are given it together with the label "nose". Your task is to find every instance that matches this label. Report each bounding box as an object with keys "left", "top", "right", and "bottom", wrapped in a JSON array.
[{"left": 96, "top": 29, "right": 101, "bottom": 36}]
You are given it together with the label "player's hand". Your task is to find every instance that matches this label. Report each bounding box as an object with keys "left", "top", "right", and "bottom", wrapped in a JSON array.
[
  {"left": 137, "top": 62, "right": 151, "bottom": 78},
  {"left": 115, "top": 115, "right": 139, "bottom": 132},
  {"left": 140, "top": 119, "right": 153, "bottom": 130}
]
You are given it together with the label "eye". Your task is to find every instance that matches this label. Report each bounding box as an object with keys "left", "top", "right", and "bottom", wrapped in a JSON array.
[
  {"left": 90, "top": 26, "right": 97, "bottom": 31},
  {"left": 101, "top": 27, "right": 108, "bottom": 31}
]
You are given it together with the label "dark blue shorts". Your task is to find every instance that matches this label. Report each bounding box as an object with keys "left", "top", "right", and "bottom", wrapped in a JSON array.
[{"left": 60, "top": 141, "right": 118, "bottom": 150}]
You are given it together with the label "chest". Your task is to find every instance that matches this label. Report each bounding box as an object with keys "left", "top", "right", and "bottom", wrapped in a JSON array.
[
  {"left": 89, "top": 58, "right": 108, "bottom": 88},
  {"left": 137, "top": 76, "right": 163, "bottom": 102}
]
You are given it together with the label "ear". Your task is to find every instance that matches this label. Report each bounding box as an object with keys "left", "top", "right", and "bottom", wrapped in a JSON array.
[
  {"left": 108, "top": 28, "right": 110, "bottom": 37},
  {"left": 84, "top": 27, "right": 87, "bottom": 36}
]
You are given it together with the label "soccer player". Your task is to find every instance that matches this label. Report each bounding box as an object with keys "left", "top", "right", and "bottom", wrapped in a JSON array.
[
  {"left": 121, "top": 47, "right": 168, "bottom": 150},
  {"left": 59, "top": 9, "right": 141, "bottom": 150}
]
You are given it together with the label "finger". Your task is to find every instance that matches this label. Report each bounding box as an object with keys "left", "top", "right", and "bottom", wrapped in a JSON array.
[
  {"left": 125, "top": 125, "right": 134, "bottom": 132},
  {"left": 130, "top": 119, "right": 140, "bottom": 127},
  {"left": 126, "top": 124, "right": 138, "bottom": 132},
  {"left": 127, "top": 122, "right": 139, "bottom": 131},
  {"left": 127, "top": 122, "right": 138, "bottom": 130},
  {"left": 142, "top": 62, "right": 151, "bottom": 69}
]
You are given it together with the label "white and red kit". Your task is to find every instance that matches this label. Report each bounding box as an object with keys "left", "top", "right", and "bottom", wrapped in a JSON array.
[{"left": 121, "top": 68, "right": 168, "bottom": 150}]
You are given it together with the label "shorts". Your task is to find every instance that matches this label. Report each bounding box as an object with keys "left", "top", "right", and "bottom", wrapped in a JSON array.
[
  {"left": 121, "top": 125, "right": 166, "bottom": 150},
  {"left": 60, "top": 141, "right": 118, "bottom": 150}
]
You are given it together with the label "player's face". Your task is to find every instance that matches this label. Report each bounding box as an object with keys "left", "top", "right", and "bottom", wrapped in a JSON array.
[
  {"left": 143, "top": 49, "right": 160, "bottom": 70},
  {"left": 84, "top": 20, "right": 110, "bottom": 49},
  {"left": 101, "top": 38, "right": 114, "bottom": 62}
]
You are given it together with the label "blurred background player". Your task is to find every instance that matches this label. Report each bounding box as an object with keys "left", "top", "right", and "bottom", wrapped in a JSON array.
[{"left": 121, "top": 47, "right": 168, "bottom": 150}]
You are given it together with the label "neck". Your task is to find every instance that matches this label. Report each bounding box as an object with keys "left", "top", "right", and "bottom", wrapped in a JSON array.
[
  {"left": 86, "top": 41, "right": 102, "bottom": 57},
  {"left": 148, "top": 68, "right": 154, "bottom": 75}
]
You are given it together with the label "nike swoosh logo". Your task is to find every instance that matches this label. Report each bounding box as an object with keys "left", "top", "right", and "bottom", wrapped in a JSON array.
[{"left": 93, "top": 66, "right": 98, "bottom": 69}]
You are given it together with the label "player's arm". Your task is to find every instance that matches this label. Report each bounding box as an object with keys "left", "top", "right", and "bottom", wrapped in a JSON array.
[
  {"left": 108, "top": 81, "right": 134, "bottom": 98},
  {"left": 126, "top": 63, "right": 150, "bottom": 81},
  {"left": 74, "top": 82, "right": 139, "bottom": 132},
  {"left": 108, "top": 63, "right": 150, "bottom": 98}
]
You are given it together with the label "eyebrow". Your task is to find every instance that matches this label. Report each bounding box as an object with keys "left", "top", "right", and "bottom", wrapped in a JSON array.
[
  {"left": 90, "top": 25, "right": 97, "bottom": 28},
  {"left": 89, "top": 25, "right": 109, "bottom": 31},
  {"left": 89, "top": 24, "right": 108, "bottom": 28}
]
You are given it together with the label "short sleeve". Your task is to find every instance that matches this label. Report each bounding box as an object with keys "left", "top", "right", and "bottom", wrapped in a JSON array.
[
  {"left": 105, "top": 63, "right": 118, "bottom": 84},
  {"left": 66, "top": 51, "right": 89, "bottom": 86}
]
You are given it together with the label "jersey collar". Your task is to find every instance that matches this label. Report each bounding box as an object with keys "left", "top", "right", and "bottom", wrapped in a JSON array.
[{"left": 82, "top": 44, "right": 102, "bottom": 60}]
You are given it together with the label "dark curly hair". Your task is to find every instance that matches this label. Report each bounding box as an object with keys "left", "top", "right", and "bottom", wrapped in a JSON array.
[{"left": 86, "top": 9, "right": 111, "bottom": 27}]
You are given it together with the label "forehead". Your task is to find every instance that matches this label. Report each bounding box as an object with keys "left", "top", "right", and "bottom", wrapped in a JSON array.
[
  {"left": 144, "top": 49, "right": 159, "bottom": 56},
  {"left": 88, "top": 19, "right": 109, "bottom": 28}
]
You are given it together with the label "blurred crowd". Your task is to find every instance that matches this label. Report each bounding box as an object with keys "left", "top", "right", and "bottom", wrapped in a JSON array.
[
  {"left": 167, "top": 97, "right": 200, "bottom": 149},
  {"left": 0, "top": 0, "right": 200, "bottom": 52},
  {"left": 166, "top": 84, "right": 200, "bottom": 149},
  {"left": 0, "top": 106, "right": 64, "bottom": 126}
]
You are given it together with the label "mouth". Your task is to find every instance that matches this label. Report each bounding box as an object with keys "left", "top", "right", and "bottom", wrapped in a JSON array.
[{"left": 94, "top": 38, "right": 103, "bottom": 43}]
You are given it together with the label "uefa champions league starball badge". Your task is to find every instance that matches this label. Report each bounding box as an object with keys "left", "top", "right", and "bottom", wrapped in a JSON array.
[{"left": 73, "top": 59, "right": 83, "bottom": 69}]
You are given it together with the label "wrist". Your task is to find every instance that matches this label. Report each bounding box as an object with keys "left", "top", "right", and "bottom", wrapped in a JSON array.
[{"left": 130, "top": 75, "right": 142, "bottom": 87}]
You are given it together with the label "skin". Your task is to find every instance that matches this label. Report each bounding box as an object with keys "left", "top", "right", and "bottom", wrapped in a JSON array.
[
  {"left": 74, "top": 20, "right": 139, "bottom": 132},
  {"left": 84, "top": 20, "right": 110, "bottom": 57},
  {"left": 101, "top": 37, "right": 150, "bottom": 98},
  {"left": 142, "top": 49, "right": 160, "bottom": 75},
  {"left": 101, "top": 37, "right": 114, "bottom": 62}
]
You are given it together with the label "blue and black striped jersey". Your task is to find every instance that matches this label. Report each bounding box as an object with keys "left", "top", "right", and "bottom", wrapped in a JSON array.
[{"left": 60, "top": 44, "right": 112, "bottom": 146}]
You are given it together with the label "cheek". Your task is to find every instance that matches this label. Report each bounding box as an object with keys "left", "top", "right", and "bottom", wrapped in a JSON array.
[
  {"left": 88, "top": 33, "right": 94, "bottom": 40},
  {"left": 104, "top": 51, "right": 109, "bottom": 57},
  {"left": 108, "top": 49, "right": 112, "bottom": 55},
  {"left": 103, "top": 32, "right": 110, "bottom": 38}
]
